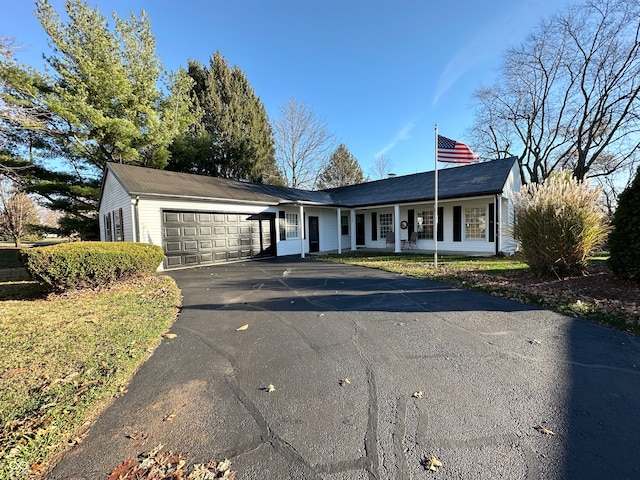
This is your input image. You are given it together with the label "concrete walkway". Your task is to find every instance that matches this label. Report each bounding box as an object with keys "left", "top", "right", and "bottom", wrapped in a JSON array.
[{"left": 48, "top": 258, "right": 640, "bottom": 479}]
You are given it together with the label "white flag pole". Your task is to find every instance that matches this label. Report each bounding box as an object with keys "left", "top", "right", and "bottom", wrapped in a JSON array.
[{"left": 434, "top": 124, "right": 438, "bottom": 269}]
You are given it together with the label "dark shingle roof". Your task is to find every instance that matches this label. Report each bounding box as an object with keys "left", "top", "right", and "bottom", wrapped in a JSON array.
[
  {"left": 103, "top": 157, "right": 517, "bottom": 208},
  {"left": 328, "top": 156, "right": 518, "bottom": 207}
]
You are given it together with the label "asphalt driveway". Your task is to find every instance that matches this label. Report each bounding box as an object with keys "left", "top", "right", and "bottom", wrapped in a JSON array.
[{"left": 49, "top": 257, "right": 640, "bottom": 479}]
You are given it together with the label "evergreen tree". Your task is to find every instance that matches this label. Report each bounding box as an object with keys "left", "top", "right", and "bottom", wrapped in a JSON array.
[
  {"left": 0, "top": 1, "right": 194, "bottom": 235},
  {"left": 167, "top": 52, "right": 281, "bottom": 184},
  {"left": 608, "top": 166, "right": 640, "bottom": 281},
  {"left": 315, "top": 144, "right": 364, "bottom": 189}
]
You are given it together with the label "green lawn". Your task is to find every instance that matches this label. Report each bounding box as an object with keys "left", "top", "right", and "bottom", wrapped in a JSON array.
[{"left": 0, "top": 249, "right": 182, "bottom": 479}]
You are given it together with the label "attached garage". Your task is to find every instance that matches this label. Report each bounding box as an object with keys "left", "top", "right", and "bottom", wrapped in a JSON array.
[{"left": 162, "top": 211, "right": 276, "bottom": 269}]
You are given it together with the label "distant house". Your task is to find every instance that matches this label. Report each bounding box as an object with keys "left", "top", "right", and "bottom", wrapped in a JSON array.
[{"left": 98, "top": 157, "right": 521, "bottom": 270}]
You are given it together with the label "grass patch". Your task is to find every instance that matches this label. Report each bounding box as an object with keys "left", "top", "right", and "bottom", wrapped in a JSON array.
[
  {"left": 320, "top": 251, "right": 639, "bottom": 335},
  {"left": 0, "top": 254, "right": 181, "bottom": 479}
]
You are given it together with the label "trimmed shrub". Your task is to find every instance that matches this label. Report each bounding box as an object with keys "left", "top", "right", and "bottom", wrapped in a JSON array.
[
  {"left": 513, "top": 172, "right": 609, "bottom": 276},
  {"left": 608, "top": 166, "right": 640, "bottom": 281},
  {"left": 20, "top": 242, "right": 165, "bottom": 292}
]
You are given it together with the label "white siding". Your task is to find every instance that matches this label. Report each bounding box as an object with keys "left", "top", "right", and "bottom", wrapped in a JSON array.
[
  {"left": 137, "top": 197, "right": 278, "bottom": 248},
  {"left": 99, "top": 171, "right": 134, "bottom": 242}
]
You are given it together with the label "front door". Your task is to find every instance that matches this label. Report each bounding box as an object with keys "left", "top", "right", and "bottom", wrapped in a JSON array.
[
  {"left": 309, "top": 216, "right": 320, "bottom": 253},
  {"left": 356, "top": 214, "right": 365, "bottom": 245}
]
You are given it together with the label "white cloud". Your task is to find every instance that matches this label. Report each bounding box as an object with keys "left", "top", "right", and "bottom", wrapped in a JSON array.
[{"left": 376, "top": 119, "right": 416, "bottom": 157}]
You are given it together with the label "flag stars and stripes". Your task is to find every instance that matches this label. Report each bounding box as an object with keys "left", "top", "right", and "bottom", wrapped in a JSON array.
[{"left": 437, "top": 135, "right": 480, "bottom": 164}]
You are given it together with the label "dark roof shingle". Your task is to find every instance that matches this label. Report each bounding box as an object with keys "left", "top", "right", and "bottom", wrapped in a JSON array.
[{"left": 104, "top": 157, "right": 517, "bottom": 208}]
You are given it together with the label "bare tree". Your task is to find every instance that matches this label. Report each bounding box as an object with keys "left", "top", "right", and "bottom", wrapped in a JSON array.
[
  {"left": 272, "top": 98, "right": 334, "bottom": 189},
  {"left": 371, "top": 153, "right": 393, "bottom": 179},
  {"left": 470, "top": 0, "right": 640, "bottom": 185},
  {"left": 0, "top": 177, "right": 40, "bottom": 247}
]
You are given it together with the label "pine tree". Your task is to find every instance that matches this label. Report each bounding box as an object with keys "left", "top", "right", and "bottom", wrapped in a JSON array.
[
  {"left": 0, "top": 1, "right": 194, "bottom": 235},
  {"left": 608, "top": 166, "right": 640, "bottom": 281},
  {"left": 315, "top": 144, "right": 364, "bottom": 189},
  {"left": 167, "top": 52, "right": 281, "bottom": 184}
]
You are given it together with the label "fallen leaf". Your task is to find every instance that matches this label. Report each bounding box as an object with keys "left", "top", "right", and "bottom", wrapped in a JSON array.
[
  {"left": 534, "top": 425, "right": 555, "bottom": 435},
  {"left": 340, "top": 378, "right": 351, "bottom": 386},
  {"left": 236, "top": 324, "right": 249, "bottom": 331},
  {"left": 127, "top": 432, "right": 148, "bottom": 446},
  {"left": 412, "top": 391, "right": 424, "bottom": 398},
  {"left": 163, "top": 333, "right": 177, "bottom": 339},
  {"left": 163, "top": 412, "right": 176, "bottom": 422},
  {"left": 422, "top": 455, "right": 443, "bottom": 471},
  {"left": 530, "top": 339, "right": 542, "bottom": 345},
  {"left": 1, "top": 367, "right": 29, "bottom": 379},
  {"left": 266, "top": 384, "right": 276, "bottom": 393},
  {"left": 317, "top": 313, "right": 325, "bottom": 317}
]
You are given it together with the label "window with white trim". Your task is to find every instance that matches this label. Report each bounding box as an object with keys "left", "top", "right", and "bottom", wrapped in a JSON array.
[
  {"left": 379, "top": 213, "right": 393, "bottom": 238},
  {"left": 285, "top": 213, "right": 299, "bottom": 239},
  {"left": 465, "top": 206, "right": 486, "bottom": 239},
  {"left": 416, "top": 210, "right": 434, "bottom": 239}
]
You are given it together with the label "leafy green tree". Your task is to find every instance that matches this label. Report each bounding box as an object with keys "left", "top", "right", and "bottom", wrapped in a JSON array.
[
  {"left": 167, "top": 52, "right": 281, "bottom": 184},
  {"left": 34, "top": 0, "right": 194, "bottom": 169},
  {"left": 315, "top": 144, "right": 364, "bottom": 189},
  {"left": 0, "top": 1, "right": 195, "bottom": 235},
  {"left": 608, "top": 166, "right": 640, "bottom": 281}
]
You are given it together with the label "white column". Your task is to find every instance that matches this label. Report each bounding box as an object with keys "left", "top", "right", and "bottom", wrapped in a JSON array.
[
  {"left": 337, "top": 208, "right": 342, "bottom": 254},
  {"left": 299, "top": 204, "right": 305, "bottom": 259},
  {"left": 394, "top": 204, "right": 401, "bottom": 253},
  {"left": 350, "top": 209, "right": 357, "bottom": 251}
]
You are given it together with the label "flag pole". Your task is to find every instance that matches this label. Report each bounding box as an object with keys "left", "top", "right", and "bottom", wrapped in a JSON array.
[{"left": 434, "top": 124, "right": 438, "bottom": 268}]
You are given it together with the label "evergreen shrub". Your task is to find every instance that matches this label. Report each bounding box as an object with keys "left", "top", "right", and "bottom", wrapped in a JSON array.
[
  {"left": 20, "top": 242, "right": 165, "bottom": 292},
  {"left": 608, "top": 167, "right": 640, "bottom": 281},
  {"left": 513, "top": 173, "right": 608, "bottom": 276}
]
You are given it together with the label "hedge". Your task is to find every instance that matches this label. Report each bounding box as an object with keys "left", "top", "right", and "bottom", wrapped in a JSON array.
[{"left": 20, "top": 242, "right": 165, "bottom": 292}]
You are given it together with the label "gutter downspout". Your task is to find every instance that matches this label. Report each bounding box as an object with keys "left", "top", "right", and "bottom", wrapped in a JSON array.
[
  {"left": 132, "top": 196, "right": 140, "bottom": 243},
  {"left": 495, "top": 194, "right": 500, "bottom": 256},
  {"left": 337, "top": 208, "right": 342, "bottom": 255},
  {"left": 299, "top": 204, "right": 305, "bottom": 259}
]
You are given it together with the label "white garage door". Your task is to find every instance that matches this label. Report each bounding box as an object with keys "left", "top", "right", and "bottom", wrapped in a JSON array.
[{"left": 162, "top": 211, "right": 276, "bottom": 269}]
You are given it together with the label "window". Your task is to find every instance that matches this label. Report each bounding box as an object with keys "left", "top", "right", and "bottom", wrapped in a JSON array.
[
  {"left": 341, "top": 215, "right": 349, "bottom": 235},
  {"left": 104, "top": 213, "right": 113, "bottom": 241},
  {"left": 285, "top": 213, "right": 299, "bottom": 238},
  {"left": 416, "top": 210, "right": 434, "bottom": 239},
  {"left": 113, "top": 208, "right": 125, "bottom": 241},
  {"left": 379, "top": 213, "right": 393, "bottom": 238},
  {"left": 465, "top": 206, "right": 486, "bottom": 239}
]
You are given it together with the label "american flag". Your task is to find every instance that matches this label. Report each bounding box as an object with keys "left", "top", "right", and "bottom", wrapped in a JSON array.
[{"left": 437, "top": 135, "right": 480, "bottom": 164}]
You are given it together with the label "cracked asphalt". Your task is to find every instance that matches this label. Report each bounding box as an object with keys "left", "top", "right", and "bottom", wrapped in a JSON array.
[{"left": 48, "top": 257, "right": 640, "bottom": 479}]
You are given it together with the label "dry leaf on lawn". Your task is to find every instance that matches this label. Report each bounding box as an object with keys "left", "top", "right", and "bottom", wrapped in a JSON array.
[
  {"left": 163, "top": 412, "right": 176, "bottom": 422},
  {"left": 236, "top": 324, "right": 249, "bottom": 331}
]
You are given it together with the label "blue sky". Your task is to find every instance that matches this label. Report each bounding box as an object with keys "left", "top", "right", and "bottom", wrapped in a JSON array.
[{"left": 2, "top": 0, "right": 569, "bottom": 177}]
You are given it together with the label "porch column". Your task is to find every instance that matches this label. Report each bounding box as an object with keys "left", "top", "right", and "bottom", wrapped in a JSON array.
[
  {"left": 337, "top": 207, "right": 342, "bottom": 254},
  {"left": 299, "top": 204, "right": 305, "bottom": 259},
  {"left": 350, "top": 209, "right": 357, "bottom": 251},
  {"left": 394, "top": 204, "right": 401, "bottom": 253}
]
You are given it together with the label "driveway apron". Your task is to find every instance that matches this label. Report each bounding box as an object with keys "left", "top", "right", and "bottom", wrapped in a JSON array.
[{"left": 48, "top": 257, "right": 640, "bottom": 479}]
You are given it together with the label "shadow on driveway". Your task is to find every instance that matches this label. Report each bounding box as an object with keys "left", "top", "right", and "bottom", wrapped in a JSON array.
[{"left": 48, "top": 257, "right": 640, "bottom": 479}]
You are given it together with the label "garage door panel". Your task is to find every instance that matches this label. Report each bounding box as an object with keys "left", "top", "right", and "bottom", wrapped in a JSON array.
[{"left": 162, "top": 210, "right": 275, "bottom": 269}]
